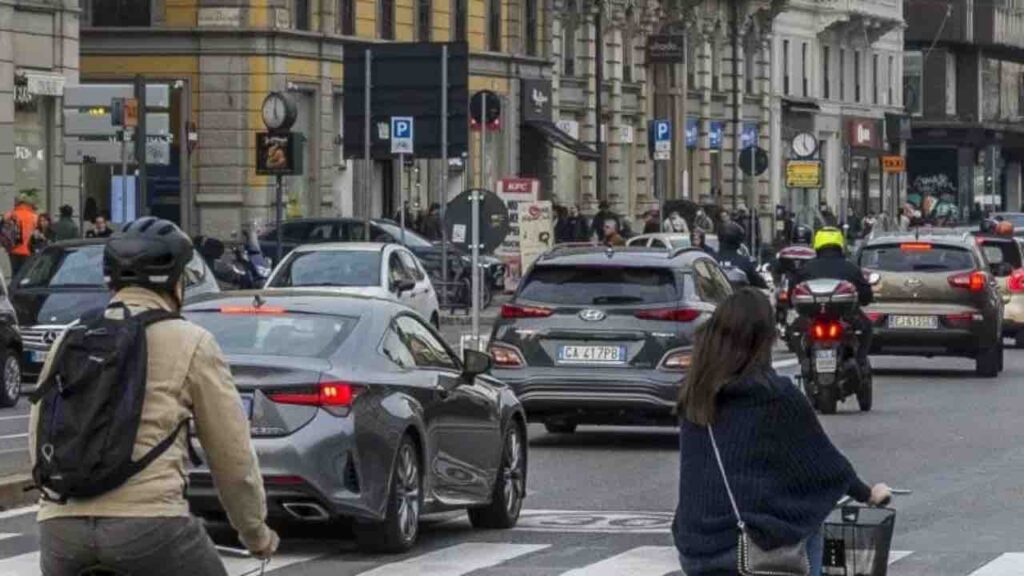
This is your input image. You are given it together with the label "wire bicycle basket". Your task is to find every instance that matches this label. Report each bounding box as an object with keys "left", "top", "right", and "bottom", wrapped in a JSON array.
[{"left": 823, "top": 505, "right": 896, "bottom": 576}]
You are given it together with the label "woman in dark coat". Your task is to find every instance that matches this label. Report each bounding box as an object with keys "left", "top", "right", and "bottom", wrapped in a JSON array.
[{"left": 673, "top": 289, "right": 891, "bottom": 576}]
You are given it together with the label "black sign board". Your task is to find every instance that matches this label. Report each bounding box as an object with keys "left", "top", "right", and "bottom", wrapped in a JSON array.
[
  {"left": 521, "top": 79, "right": 552, "bottom": 123},
  {"left": 739, "top": 146, "right": 769, "bottom": 176},
  {"left": 255, "top": 132, "right": 304, "bottom": 176},
  {"left": 646, "top": 34, "right": 686, "bottom": 63},
  {"left": 344, "top": 42, "right": 469, "bottom": 159},
  {"left": 444, "top": 189, "right": 510, "bottom": 254}
]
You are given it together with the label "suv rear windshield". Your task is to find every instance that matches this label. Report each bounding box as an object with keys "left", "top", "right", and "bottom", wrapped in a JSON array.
[
  {"left": 518, "top": 265, "right": 679, "bottom": 305},
  {"left": 188, "top": 312, "right": 357, "bottom": 358},
  {"left": 978, "top": 240, "right": 1023, "bottom": 270},
  {"left": 860, "top": 244, "right": 975, "bottom": 273},
  {"left": 18, "top": 245, "right": 104, "bottom": 288}
]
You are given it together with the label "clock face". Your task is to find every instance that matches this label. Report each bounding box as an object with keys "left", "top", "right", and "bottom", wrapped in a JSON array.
[
  {"left": 793, "top": 133, "right": 817, "bottom": 158},
  {"left": 262, "top": 95, "right": 284, "bottom": 129}
]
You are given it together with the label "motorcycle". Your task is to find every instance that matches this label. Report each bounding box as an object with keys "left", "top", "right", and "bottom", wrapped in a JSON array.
[
  {"left": 195, "top": 229, "right": 272, "bottom": 290},
  {"left": 791, "top": 278, "right": 872, "bottom": 414}
]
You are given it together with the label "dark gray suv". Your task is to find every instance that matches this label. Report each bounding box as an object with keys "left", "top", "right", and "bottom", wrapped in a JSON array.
[{"left": 488, "top": 246, "right": 732, "bottom": 432}]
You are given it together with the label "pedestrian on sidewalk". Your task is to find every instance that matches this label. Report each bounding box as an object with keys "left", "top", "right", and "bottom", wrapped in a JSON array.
[
  {"left": 30, "top": 213, "right": 55, "bottom": 254},
  {"left": 52, "top": 205, "right": 80, "bottom": 241},
  {"left": 3, "top": 194, "right": 38, "bottom": 275},
  {"left": 673, "top": 289, "right": 891, "bottom": 576}
]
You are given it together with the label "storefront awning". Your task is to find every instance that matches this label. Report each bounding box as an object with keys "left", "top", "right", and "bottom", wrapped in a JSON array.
[{"left": 524, "top": 120, "right": 600, "bottom": 161}]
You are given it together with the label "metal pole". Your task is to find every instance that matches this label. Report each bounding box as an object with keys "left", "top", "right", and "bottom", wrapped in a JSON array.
[
  {"left": 471, "top": 189, "right": 480, "bottom": 345},
  {"left": 121, "top": 128, "right": 129, "bottom": 222},
  {"left": 730, "top": 0, "right": 740, "bottom": 211},
  {"left": 364, "top": 49, "right": 372, "bottom": 232},
  {"left": 399, "top": 153, "right": 406, "bottom": 245},
  {"left": 440, "top": 45, "right": 449, "bottom": 307},
  {"left": 78, "top": 159, "right": 86, "bottom": 237},
  {"left": 179, "top": 80, "right": 191, "bottom": 233},
  {"left": 480, "top": 92, "right": 487, "bottom": 189},
  {"left": 595, "top": 0, "right": 605, "bottom": 202},
  {"left": 135, "top": 75, "right": 148, "bottom": 216},
  {"left": 275, "top": 175, "right": 284, "bottom": 265}
]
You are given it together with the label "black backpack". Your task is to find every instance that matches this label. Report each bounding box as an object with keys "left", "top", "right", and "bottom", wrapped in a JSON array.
[{"left": 30, "top": 303, "right": 186, "bottom": 503}]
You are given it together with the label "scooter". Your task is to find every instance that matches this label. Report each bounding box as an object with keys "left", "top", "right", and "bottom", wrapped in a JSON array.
[
  {"left": 791, "top": 278, "right": 872, "bottom": 414},
  {"left": 773, "top": 245, "right": 816, "bottom": 345}
]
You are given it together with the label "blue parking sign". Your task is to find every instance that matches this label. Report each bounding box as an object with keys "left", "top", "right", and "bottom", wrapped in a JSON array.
[
  {"left": 649, "top": 119, "right": 672, "bottom": 160},
  {"left": 391, "top": 116, "right": 414, "bottom": 154}
]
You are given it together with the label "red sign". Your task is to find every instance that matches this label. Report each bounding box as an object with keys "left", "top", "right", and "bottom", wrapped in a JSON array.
[
  {"left": 498, "top": 178, "right": 538, "bottom": 197},
  {"left": 848, "top": 118, "right": 881, "bottom": 149}
]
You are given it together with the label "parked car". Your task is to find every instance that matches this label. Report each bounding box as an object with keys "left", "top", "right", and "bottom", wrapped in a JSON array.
[
  {"left": 0, "top": 271, "right": 22, "bottom": 407},
  {"left": 993, "top": 213, "right": 1024, "bottom": 238},
  {"left": 264, "top": 243, "right": 441, "bottom": 326},
  {"left": 858, "top": 232, "right": 1004, "bottom": 377},
  {"left": 488, "top": 245, "right": 731, "bottom": 432},
  {"left": 184, "top": 291, "right": 527, "bottom": 552},
  {"left": 259, "top": 217, "right": 505, "bottom": 292},
  {"left": 12, "top": 239, "right": 219, "bottom": 390},
  {"left": 625, "top": 233, "right": 692, "bottom": 250},
  {"left": 973, "top": 231, "right": 1024, "bottom": 347}
]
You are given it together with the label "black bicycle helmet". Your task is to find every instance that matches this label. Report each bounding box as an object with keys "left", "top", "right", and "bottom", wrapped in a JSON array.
[
  {"left": 792, "top": 224, "right": 813, "bottom": 246},
  {"left": 719, "top": 222, "right": 745, "bottom": 249},
  {"left": 104, "top": 217, "right": 194, "bottom": 293}
]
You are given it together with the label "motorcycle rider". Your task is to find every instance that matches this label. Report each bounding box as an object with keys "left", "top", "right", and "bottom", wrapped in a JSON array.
[
  {"left": 791, "top": 226, "right": 874, "bottom": 371},
  {"left": 717, "top": 221, "right": 768, "bottom": 289},
  {"left": 30, "top": 217, "right": 279, "bottom": 575}
]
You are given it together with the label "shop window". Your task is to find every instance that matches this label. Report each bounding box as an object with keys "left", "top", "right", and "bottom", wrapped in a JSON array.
[
  {"left": 294, "top": 0, "right": 310, "bottom": 30},
  {"left": 338, "top": 0, "right": 355, "bottom": 35},
  {"left": 417, "top": 0, "right": 431, "bottom": 40},
  {"left": 379, "top": 0, "right": 395, "bottom": 39},
  {"left": 89, "top": 0, "right": 151, "bottom": 26},
  {"left": 453, "top": 0, "right": 467, "bottom": 41},
  {"left": 524, "top": 0, "right": 538, "bottom": 56}
]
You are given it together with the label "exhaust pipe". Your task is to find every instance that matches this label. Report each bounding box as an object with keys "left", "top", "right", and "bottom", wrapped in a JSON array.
[{"left": 282, "top": 501, "right": 330, "bottom": 521}]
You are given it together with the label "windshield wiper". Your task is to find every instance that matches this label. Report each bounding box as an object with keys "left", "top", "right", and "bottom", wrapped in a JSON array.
[{"left": 591, "top": 295, "right": 644, "bottom": 304}]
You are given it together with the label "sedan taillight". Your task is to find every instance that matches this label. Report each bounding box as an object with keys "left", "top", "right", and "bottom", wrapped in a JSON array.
[{"left": 266, "top": 381, "right": 361, "bottom": 416}]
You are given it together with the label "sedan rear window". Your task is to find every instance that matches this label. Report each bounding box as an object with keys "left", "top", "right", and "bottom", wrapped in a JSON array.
[
  {"left": 860, "top": 244, "right": 974, "bottom": 273},
  {"left": 268, "top": 251, "right": 381, "bottom": 288},
  {"left": 18, "top": 245, "right": 104, "bottom": 288},
  {"left": 518, "top": 265, "right": 679, "bottom": 305},
  {"left": 188, "top": 312, "right": 358, "bottom": 358}
]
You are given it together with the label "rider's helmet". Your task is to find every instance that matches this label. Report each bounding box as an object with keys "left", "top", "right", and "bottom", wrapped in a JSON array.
[
  {"left": 980, "top": 218, "right": 999, "bottom": 234},
  {"left": 792, "top": 224, "right": 813, "bottom": 246},
  {"left": 719, "top": 222, "right": 745, "bottom": 249},
  {"left": 104, "top": 217, "right": 194, "bottom": 295},
  {"left": 812, "top": 226, "right": 846, "bottom": 252}
]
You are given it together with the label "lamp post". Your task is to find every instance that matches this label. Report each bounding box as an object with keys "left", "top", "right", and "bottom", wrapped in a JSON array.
[{"left": 594, "top": 0, "right": 607, "bottom": 203}]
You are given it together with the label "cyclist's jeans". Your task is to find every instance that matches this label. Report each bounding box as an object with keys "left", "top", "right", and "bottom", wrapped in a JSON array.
[
  {"left": 39, "top": 516, "right": 228, "bottom": 576},
  {"left": 807, "top": 524, "right": 824, "bottom": 576}
]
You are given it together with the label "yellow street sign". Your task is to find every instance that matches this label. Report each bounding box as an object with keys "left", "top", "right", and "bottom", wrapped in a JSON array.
[
  {"left": 786, "top": 160, "right": 822, "bottom": 188},
  {"left": 882, "top": 155, "right": 905, "bottom": 173}
]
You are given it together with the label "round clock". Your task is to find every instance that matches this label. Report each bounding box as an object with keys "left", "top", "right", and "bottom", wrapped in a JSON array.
[
  {"left": 261, "top": 92, "right": 297, "bottom": 132},
  {"left": 792, "top": 132, "right": 818, "bottom": 158}
]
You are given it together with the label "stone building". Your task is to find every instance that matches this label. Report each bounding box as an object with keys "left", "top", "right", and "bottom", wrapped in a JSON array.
[{"left": 1, "top": 0, "right": 79, "bottom": 219}]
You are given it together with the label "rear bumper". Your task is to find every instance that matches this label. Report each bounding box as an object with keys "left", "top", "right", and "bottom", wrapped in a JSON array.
[
  {"left": 492, "top": 367, "right": 681, "bottom": 425},
  {"left": 188, "top": 409, "right": 382, "bottom": 523},
  {"left": 871, "top": 327, "right": 994, "bottom": 357}
]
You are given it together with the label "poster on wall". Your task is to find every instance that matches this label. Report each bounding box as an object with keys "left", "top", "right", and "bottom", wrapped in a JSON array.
[
  {"left": 518, "top": 201, "right": 554, "bottom": 277},
  {"left": 496, "top": 177, "right": 540, "bottom": 291}
]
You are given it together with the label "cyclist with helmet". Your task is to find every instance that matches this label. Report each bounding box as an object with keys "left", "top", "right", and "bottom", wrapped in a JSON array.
[
  {"left": 30, "top": 217, "right": 278, "bottom": 575},
  {"left": 791, "top": 227, "right": 874, "bottom": 369},
  {"left": 717, "top": 221, "right": 768, "bottom": 289}
]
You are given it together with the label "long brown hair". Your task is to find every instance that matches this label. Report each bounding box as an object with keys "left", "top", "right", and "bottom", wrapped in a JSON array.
[{"left": 678, "top": 288, "right": 776, "bottom": 426}]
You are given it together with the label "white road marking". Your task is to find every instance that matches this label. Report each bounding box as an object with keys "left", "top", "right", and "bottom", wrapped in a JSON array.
[
  {"left": 967, "top": 553, "right": 1024, "bottom": 576},
  {"left": 513, "top": 509, "right": 673, "bottom": 534},
  {"left": 355, "top": 543, "right": 549, "bottom": 576},
  {"left": 0, "top": 433, "right": 28, "bottom": 441},
  {"left": 223, "top": 552, "right": 323, "bottom": 575},
  {"left": 889, "top": 550, "right": 914, "bottom": 565},
  {"left": 0, "top": 551, "right": 40, "bottom": 574},
  {"left": 0, "top": 533, "right": 19, "bottom": 542},
  {"left": 0, "top": 415, "right": 29, "bottom": 422},
  {"left": 0, "top": 505, "right": 38, "bottom": 520},
  {"left": 558, "top": 545, "right": 680, "bottom": 576}
]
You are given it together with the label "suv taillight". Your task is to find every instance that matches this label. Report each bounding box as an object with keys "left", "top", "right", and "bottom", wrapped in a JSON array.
[
  {"left": 1008, "top": 270, "right": 1024, "bottom": 293},
  {"left": 634, "top": 308, "right": 701, "bottom": 322},
  {"left": 500, "top": 304, "right": 554, "bottom": 319},
  {"left": 948, "top": 271, "right": 987, "bottom": 292},
  {"left": 488, "top": 344, "right": 525, "bottom": 368}
]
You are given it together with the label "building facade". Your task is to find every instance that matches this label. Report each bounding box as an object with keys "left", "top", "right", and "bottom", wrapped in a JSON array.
[
  {"left": 905, "top": 0, "right": 1024, "bottom": 217},
  {"left": 774, "top": 0, "right": 905, "bottom": 226},
  {"left": 1, "top": 0, "right": 79, "bottom": 219},
  {"left": 79, "top": 0, "right": 554, "bottom": 236}
]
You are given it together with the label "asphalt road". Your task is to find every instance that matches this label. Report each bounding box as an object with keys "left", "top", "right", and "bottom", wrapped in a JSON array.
[{"left": 1, "top": 351, "right": 1024, "bottom": 574}]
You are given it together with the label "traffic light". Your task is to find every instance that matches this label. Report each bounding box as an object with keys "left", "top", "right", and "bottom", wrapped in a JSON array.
[{"left": 470, "top": 90, "right": 501, "bottom": 131}]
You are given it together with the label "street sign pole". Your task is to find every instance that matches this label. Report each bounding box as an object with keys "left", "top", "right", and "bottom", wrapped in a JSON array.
[
  {"left": 399, "top": 153, "right": 406, "bottom": 245},
  {"left": 471, "top": 189, "right": 480, "bottom": 347},
  {"left": 364, "top": 49, "right": 372, "bottom": 238},
  {"left": 750, "top": 147, "right": 757, "bottom": 263},
  {"left": 440, "top": 45, "right": 449, "bottom": 308},
  {"left": 135, "top": 75, "right": 147, "bottom": 216},
  {"left": 480, "top": 92, "right": 487, "bottom": 190},
  {"left": 275, "top": 175, "right": 284, "bottom": 266},
  {"left": 120, "top": 127, "right": 129, "bottom": 222}
]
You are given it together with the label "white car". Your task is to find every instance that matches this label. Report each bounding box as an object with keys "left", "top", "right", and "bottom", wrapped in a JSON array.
[
  {"left": 264, "top": 243, "right": 441, "bottom": 326},
  {"left": 626, "top": 233, "right": 692, "bottom": 250}
]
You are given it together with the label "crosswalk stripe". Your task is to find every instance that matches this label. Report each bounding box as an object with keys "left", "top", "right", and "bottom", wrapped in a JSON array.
[
  {"left": 889, "top": 550, "right": 914, "bottom": 565},
  {"left": 558, "top": 545, "right": 680, "bottom": 576},
  {"left": 0, "top": 551, "right": 40, "bottom": 574},
  {"left": 222, "top": 552, "right": 324, "bottom": 576},
  {"left": 0, "top": 533, "right": 20, "bottom": 542},
  {"left": 355, "top": 543, "right": 550, "bottom": 576},
  {"left": 966, "top": 553, "right": 1024, "bottom": 576}
]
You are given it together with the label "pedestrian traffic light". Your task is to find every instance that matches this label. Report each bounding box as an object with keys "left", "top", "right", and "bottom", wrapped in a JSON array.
[{"left": 470, "top": 90, "right": 501, "bottom": 130}]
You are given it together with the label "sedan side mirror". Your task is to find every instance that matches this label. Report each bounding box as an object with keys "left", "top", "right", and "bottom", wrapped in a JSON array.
[
  {"left": 462, "top": 349, "right": 492, "bottom": 380},
  {"left": 392, "top": 278, "right": 416, "bottom": 294}
]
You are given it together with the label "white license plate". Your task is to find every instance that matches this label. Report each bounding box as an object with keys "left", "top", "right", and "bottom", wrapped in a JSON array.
[
  {"left": 887, "top": 315, "right": 938, "bottom": 329},
  {"left": 815, "top": 349, "right": 837, "bottom": 373},
  {"left": 27, "top": 350, "right": 47, "bottom": 364},
  {"left": 557, "top": 345, "right": 626, "bottom": 364},
  {"left": 240, "top": 395, "right": 253, "bottom": 420}
]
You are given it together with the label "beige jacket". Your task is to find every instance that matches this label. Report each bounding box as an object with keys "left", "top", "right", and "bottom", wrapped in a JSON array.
[{"left": 29, "top": 287, "right": 272, "bottom": 551}]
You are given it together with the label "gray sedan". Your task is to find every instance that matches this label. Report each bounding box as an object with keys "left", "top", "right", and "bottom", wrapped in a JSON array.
[{"left": 183, "top": 290, "right": 527, "bottom": 553}]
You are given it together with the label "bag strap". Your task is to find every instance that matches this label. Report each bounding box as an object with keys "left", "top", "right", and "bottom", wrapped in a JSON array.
[
  {"left": 131, "top": 308, "right": 182, "bottom": 326},
  {"left": 124, "top": 418, "right": 191, "bottom": 477},
  {"left": 707, "top": 425, "right": 745, "bottom": 530}
]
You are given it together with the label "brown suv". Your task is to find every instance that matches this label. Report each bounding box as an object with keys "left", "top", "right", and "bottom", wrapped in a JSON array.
[{"left": 858, "top": 232, "right": 1004, "bottom": 377}]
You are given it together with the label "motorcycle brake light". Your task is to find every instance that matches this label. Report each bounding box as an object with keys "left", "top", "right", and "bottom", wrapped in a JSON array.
[
  {"left": 948, "top": 271, "right": 987, "bottom": 292},
  {"left": 810, "top": 320, "right": 843, "bottom": 342}
]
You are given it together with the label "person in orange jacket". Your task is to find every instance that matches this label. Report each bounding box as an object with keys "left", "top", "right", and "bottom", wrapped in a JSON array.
[{"left": 5, "top": 194, "right": 39, "bottom": 275}]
